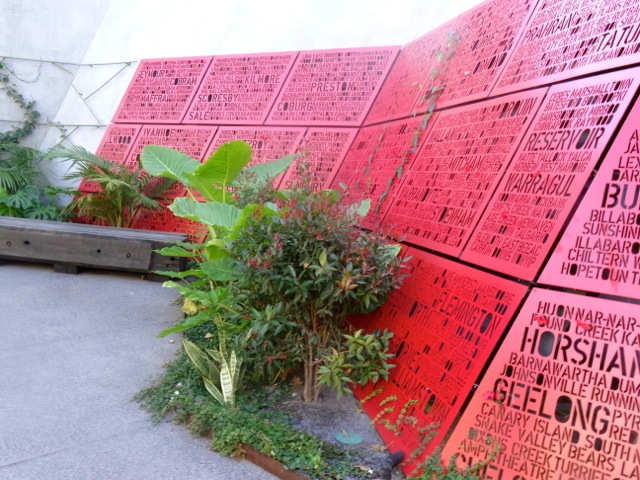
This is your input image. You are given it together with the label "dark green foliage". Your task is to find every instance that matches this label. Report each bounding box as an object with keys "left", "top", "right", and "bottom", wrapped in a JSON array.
[
  {"left": 229, "top": 179, "right": 406, "bottom": 402},
  {"left": 0, "top": 143, "right": 67, "bottom": 220},
  {"left": 136, "top": 354, "right": 368, "bottom": 479}
]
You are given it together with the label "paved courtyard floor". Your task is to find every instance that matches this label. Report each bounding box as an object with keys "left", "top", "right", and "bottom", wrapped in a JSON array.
[{"left": 0, "top": 262, "right": 276, "bottom": 480}]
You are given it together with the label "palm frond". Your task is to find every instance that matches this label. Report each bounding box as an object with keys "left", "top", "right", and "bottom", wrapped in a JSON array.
[
  {"left": 0, "top": 143, "right": 43, "bottom": 191},
  {"left": 48, "top": 142, "right": 116, "bottom": 180}
]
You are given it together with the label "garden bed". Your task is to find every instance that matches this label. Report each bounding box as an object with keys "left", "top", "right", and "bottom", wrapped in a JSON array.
[{"left": 136, "top": 353, "right": 406, "bottom": 480}]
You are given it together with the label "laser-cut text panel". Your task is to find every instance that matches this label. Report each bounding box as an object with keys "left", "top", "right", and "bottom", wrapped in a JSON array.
[
  {"left": 184, "top": 52, "right": 297, "bottom": 125},
  {"left": 463, "top": 68, "right": 640, "bottom": 280},
  {"left": 266, "top": 46, "right": 399, "bottom": 126},
  {"left": 385, "top": 89, "right": 546, "bottom": 256},
  {"left": 329, "top": 125, "right": 382, "bottom": 191},
  {"left": 493, "top": 0, "right": 640, "bottom": 95},
  {"left": 351, "top": 248, "right": 527, "bottom": 473},
  {"left": 130, "top": 203, "right": 208, "bottom": 243},
  {"left": 443, "top": 288, "right": 640, "bottom": 480},
  {"left": 365, "top": 21, "right": 455, "bottom": 125},
  {"left": 539, "top": 96, "right": 640, "bottom": 299},
  {"left": 95, "top": 124, "right": 142, "bottom": 163},
  {"left": 113, "top": 57, "right": 211, "bottom": 123},
  {"left": 277, "top": 128, "right": 357, "bottom": 191},
  {"left": 426, "top": 0, "right": 537, "bottom": 109},
  {"left": 350, "top": 116, "right": 431, "bottom": 230}
]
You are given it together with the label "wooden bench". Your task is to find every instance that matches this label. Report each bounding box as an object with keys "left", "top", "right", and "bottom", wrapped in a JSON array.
[{"left": 0, "top": 217, "right": 187, "bottom": 280}]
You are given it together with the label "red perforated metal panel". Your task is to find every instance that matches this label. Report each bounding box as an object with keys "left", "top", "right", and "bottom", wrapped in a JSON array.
[
  {"left": 329, "top": 125, "right": 383, "bottom": 192},
  {"left": 130, "top": 203, "right": 208, "bottom": 243},
  {"left": 95, "top": 124, "right": 142, "bottom": 163},
  {"left": 493, "top": 0, "right": 640, "bottom": 95},
  {"left": 443, "top": 288, "right": 640, "bottom": 480},
  {"left": 385, "top": 89, "right": 546, "bottom": 257},
  {"left": 350, "top": 247, "right": 527, "bottom": 473},
  {"left": 184, "top": 52, "right": 297, "bottom": 125},
  {"left": 462, "top": 67, "right": 640, "bottom": 280},
  {"left": 421, "top": 0, "right": 537, "bottom": 109},
  {"left": 124, "top": 125, "right": 217, "bottom": 169},
  {"left": 112, "top": 56, "right": 212, "bottom": 123},
  {"left": 277, "top": 128, "right": 357, "bottom": 191},
  {"left": 347, "top": 116, "right": 431, "bottom": 230},
  {"left": 539, "top": 96, "right": 640, "bottom": 299},
  {"left": 365, "top": 21, "right": 455, "bottom": 125},
  {"left": 265, "top": 46, "right": 399, "bottom": 126}
]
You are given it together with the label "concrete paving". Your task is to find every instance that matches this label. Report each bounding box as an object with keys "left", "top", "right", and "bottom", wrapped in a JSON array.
[{"left": 0, "top": 262, "right": 277, "bottom": 480}]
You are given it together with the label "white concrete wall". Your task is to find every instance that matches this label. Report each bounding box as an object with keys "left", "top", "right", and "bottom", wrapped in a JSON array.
[
  {"left": 1, "top": 0, "right": 486, "bottom": 184},
  {"left": 0, "top": 0, "right": 112, "bottom": 149}
]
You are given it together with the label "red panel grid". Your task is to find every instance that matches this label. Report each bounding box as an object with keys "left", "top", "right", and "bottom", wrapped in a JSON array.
[
  {"left": 112, "top": 56, "right": 212, "bottom": 123},
  {"left": 124, "top": 125, "right": 217, "bottom": 169},
  {"left": 462, "top": 67, "right": 640, "bottom": 280},
  {"left": 365, "top": 20, "right": 456, "bottom": 125},
  {"left": 329, "top": 125, "right": 383, "bottom": 192},
  {"left": 422, "top": 0, "right": 537, "bottom": 109},
  {"left": 443, "top": 288, "right": 640, "bottom": 480},
  {"left": 95, "top": 124, "right": 142, "bottom": 163},
  {"left": 539, "top": 95, "right": 640, "bottom": 299},
  {"left": 384, "top": 89, "right": 547, "bottom": 257},
  {"left": 493, "top": 0, "right": 640, "bottom": 96},
  {"left": 347, "top": 116, "right": 431, "bottom": 231},
  {"left": 277, "top": 128, "right": 357, "bottom": 191},
  {"left": 350, "top": 247, "right": 528, "bottom": 474},
  {"left": 184, "top": 52, "right": 297, "bottom": 125},
  {"left": 265, "top": 46, "right": 399, "bottom": 126}
]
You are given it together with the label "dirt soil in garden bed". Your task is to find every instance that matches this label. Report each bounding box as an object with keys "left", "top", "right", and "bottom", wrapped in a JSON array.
[{"left": 273, "top": 384, "right": 406, "bottom": 480}]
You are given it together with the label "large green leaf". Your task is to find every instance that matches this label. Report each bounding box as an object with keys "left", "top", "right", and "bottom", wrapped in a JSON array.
[
  {"left": 158, "top": 310, "right": 210, "bottom": 337},
  {"left": 203, "top": 377, "right": 226, "bottom": 406},
  {"left": 239, "top": 154, "right": 296, "bottom": 183},
  {"left": 181, "top": 173, "right": 226, "bottom": 202},
  {"left": 141, "top": 145, "right": 201, "bottom": 185},
  {"left": 169, "top": 197, "right": 242, "bottom": 230},
  {"left": 193, "top": 140, "right": 252, "bottom": 189},
  {"left": 218, "top": 353, "right": 236, "bottom": 405},
  {"left": 182, "top": 338, "right": 214, "bottom": 377},
  {"left": 154, "top": 245, "right": 198, "bottom": 258},
  {"left": 200, "top": 257, "right": 240, "bottom": 282},
  {"left": 353, "top": 198, "right": 371, "bottom": 217}
]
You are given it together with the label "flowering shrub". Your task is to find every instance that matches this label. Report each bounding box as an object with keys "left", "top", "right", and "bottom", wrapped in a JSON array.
[{"left": 230, "top": 179, "right": 407, "bottom": 402}]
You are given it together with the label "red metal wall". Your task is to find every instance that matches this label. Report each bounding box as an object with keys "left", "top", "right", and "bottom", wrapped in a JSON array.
[{"left": 95, "top": 0, "right": 640, "bottom": 476}]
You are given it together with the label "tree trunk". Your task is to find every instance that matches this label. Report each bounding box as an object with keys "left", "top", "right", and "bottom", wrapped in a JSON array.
[
  {"left": 303, "top": 337, "right": 314, "bottom": 402},
  {"left": 302, "top": 304, "right": 328, "bottom": 402}
]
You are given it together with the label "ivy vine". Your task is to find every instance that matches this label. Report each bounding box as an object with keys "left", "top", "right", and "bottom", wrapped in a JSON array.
[
  {"left": 0, "top": 60, "right": 41, "bottom": 144},
  {"left": 371, "top": 31, "right": 461, "bottom": 215}
]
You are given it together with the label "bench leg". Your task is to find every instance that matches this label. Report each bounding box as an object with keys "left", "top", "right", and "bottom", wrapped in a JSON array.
[{"left": 53, "top": 263, "right": 79, "bottom": 274}]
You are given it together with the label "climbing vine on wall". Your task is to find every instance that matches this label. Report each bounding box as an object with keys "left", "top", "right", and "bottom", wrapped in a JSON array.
[
  {"left": 370, "top": 31, "right": 461, "bottom": 215},
  {"left": 0, "top": 60, "right": 40, "bottom": 144}
]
